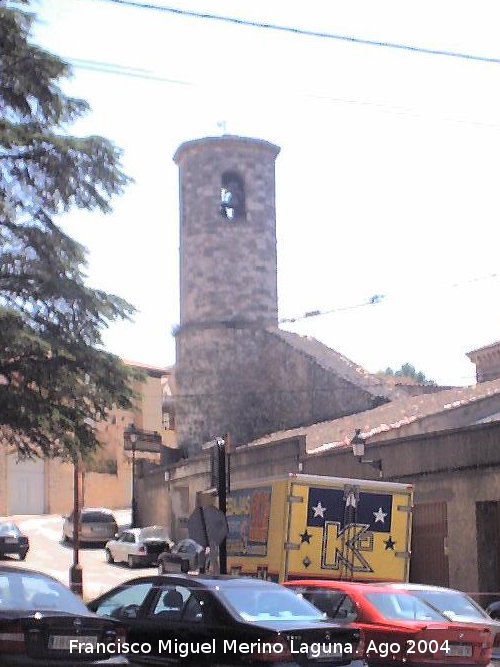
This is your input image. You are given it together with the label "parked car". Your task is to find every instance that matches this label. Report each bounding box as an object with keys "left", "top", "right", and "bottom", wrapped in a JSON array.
[
  {"left": 284, "top": 580, "right": 493, "bottom": 666},
  {"left": 486, "top": 599, "right": 500, "bottom": 620},
  {"left": 88, "top": 573, "right": 367, "bottom": 667},
  {"left": 0, "top": 565, "right": 127, "bottom": 666},
  {"left": 63, "top": 508, "right": 118, "bottom": 545},
  {"left": 156, "top": 538, "right": 208, "bottom": 574},
  {"left": 0, "top": 521, "right": 29, "bottom": 560},
  {"left": 105, "top": 527, "right": 174, "bottom": 568},
  {"left": 380, "top": 582, "right": 500, "bottom": 663}
]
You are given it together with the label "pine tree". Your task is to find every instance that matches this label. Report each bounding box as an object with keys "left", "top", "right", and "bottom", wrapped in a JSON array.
[{"left": 0, "top": 0, "right": 138, "bottom": 460}]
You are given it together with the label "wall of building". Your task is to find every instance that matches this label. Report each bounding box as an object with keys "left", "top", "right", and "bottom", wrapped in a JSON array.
[
  {"left": 174, "top": 136, "right": 280, "bottom": 329},
  {"left": 135, "top": 375, "right": 163, "bottom": 433},
  {"left": 45, "top": 457, "right": 133, "bottom": 516},
  {"left": 0, "top": 367, "right": 165, "bottom": 518},
  {"left": 175, "top": 326, "right": 383, "bottom": 453}
]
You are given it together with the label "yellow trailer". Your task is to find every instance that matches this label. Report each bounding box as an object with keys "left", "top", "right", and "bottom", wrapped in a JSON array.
[{"left": 226, "top": 473, "right": 413, "bottom": 583}]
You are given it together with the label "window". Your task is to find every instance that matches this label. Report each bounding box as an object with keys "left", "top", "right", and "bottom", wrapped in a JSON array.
[
  {"left": 121, "top": 532, "right": 135, "bottom": 543},
  {"left": 151, "top": 585, "right": 205, "bottom": 623},
  {"left": 220, "top": 586, "right": 324, "bottom": 622},
  {"left": 413, "top": 590, "right": 487, "bottom": 621},
  {"left": 302, "top": 589, "right": 358, "bottom": 622},
  {"left": 365, "top": 592, "right": 444, "bottom": 621},
  {"left": 93, "top": 582, "right": 154, "bottom": 618},
  {"left": 220, "top": 171, "right": 245, "bottom": 221},
  {"left": 0, "top": 571, "right": 88, "bottom": 614}
]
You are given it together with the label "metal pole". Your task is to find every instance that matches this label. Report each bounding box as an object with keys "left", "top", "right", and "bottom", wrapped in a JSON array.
[
  {"left": 69, "top": 458, "right": 83, "bottom": 596},
  {"left": 217, "top": 439, "right": 227, "bottom": 574},
  {"left": 131, "top": 441, "right": 137, "bottom": 528}
]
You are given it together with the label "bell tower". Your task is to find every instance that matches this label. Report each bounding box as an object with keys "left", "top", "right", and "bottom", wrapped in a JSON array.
[{"left": 173, "top": 135, "right": 281, "bottom": 453}]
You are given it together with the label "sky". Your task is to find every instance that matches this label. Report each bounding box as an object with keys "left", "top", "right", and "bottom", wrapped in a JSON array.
[{"left": 29, "top": 0, "right": 500, "bottom": 387}]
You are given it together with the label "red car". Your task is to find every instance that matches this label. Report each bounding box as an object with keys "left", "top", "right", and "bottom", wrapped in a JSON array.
[{"left": 284, "top": 580, "right": 492, "bottom": 666}]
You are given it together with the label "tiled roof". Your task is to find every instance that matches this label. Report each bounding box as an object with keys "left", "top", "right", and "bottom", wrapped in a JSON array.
[
  {"left": 467, "top": 340, "right": 500, "bottom": 358},
  {"left": 244, "top": 378, "right": 500, "bottom": 453},
  {"left": 269, "top": 329, "right": 407, "bottom": 401}
]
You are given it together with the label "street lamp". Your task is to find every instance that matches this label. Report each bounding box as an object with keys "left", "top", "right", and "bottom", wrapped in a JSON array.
[
  {"left": 127, "top": 424, "right": 138, "bottom": 528},
  {"left": 69, "top": 455, "right": 83, "bottom": 596},
  {"left": 350, "top": 429, "right": 383, "bottom": 477}
]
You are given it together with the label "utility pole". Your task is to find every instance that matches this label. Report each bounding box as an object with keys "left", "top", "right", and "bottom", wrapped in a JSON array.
[
  {"left": 215, "top": 437, "right": 227, "bottom": 574},
  {"left": 69, "top": 457, "right": 83, "bottom": 596}
]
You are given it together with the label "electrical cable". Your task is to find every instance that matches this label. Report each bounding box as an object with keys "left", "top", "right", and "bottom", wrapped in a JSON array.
[{"left": 89, "top": 0, "right": 500, "bottom": 65}]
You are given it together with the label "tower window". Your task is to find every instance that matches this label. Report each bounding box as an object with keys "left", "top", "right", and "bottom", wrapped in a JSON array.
[{"left": 220, "top": 171, "right": 245, "bottom": 221}]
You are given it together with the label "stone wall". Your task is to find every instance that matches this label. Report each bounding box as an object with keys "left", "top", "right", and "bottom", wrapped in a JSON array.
[
  {"left": 175, "top": 326, "right": 382, "bottom": 453},
  {"left": 174, "top": 136, "right": 280, "bottom": 328}
]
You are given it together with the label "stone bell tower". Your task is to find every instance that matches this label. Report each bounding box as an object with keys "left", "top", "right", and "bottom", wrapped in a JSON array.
[{"left": 173, "top": 135, "right": 281, "bottom": 454}]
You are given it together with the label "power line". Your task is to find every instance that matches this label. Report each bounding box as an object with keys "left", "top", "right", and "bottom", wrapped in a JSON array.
[
  {"left": 69, "top": 57, "right": 194, "bottom": 86},
  {"left": 279, "top": 272, "right": 500, "bottom": 325},
  {"left": 66, "top": 56, "right": 500, "bottom": 131},
  {"left": 90, "top": 0, "right": 500, "bottom": 65}
]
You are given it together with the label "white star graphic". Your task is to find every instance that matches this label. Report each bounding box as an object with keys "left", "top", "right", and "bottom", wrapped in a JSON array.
[
  {"left": 312, "top": 501, "right": 326, "bottom": 518},
  {"left": 345, "top": 492, "right": 357, "bottom": 508},
  {"left": 373, "top": 507, "right": 387, "bottom": 523}
]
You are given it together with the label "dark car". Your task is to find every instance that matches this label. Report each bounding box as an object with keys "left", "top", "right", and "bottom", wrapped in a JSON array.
[
  {"left": 156, "top": 538, "right": 207, "bottom": 574},
  {"left": 0, "top": 565, "right": 128, "bottom": 666},
  {"left": 88, "top": 573, "right": 367, "bottom": 667},
  {"left": 0, "top": 522, "right": 29, "bottom": 560},
  {"left": 63, "top": 508, "right": 119, "bottom": 546}
]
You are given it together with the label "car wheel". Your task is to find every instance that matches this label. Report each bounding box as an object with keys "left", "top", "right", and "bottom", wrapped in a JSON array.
[
  {"left": 105, "top": 548, "right": 114, "bottom": 564},
  {"left": 19, "top": 550, "right": 28, "bottom": 561},
  {"left": 128, "top": 555, "right": 135, "bottom": 568}
]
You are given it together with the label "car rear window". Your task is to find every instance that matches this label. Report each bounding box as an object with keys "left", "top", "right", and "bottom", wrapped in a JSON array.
[
  {"left": 0, "top": 571, "right": 88, "bottom": 614},
  {"left": 412, "top": 590, "right": 488, "bottom": 621},
  {"left": 82, "top": 511, "right": 116, "bottom": 523},
  {"left": 220, "top": 585, "right": 325, "bottom": 622},
  {"left": 365, "top": 592, "right": 445, "bottom": 621},
  {"left": 0, "top": 523, "right": 21, "bottom": 535}
]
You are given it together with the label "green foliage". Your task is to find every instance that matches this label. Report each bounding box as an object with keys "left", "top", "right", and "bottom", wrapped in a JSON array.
[
  {"left": 0, "top": 1, "right": 138, "bottom": 459},
  {"left": 382, "top": 363, "right": 436, "bottom": 386}
]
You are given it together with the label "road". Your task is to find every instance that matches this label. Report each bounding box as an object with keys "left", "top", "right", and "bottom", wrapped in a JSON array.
[{"left": 1, "top": 511, "right": 157, "bottom": 601}]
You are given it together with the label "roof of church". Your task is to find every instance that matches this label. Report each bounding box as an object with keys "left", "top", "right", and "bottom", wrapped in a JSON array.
[
  {"left": 268, "top": 328, "right": 408, "bottom": 401},
  {"left": 244, "top": 377, "right": 500, "bottom": 453}
]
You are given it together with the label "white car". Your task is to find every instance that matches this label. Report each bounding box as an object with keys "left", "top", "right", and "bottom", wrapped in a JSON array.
[{"left": 105, "top": 526, "right": 173, "bottom": 568}]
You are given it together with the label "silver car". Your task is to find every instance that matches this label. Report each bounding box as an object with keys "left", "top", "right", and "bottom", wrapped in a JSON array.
[
  {"left": 62, "top": 507, "right": 118, "bottom": 545},
  {"left": 105, "top": 526, "right": 173, "bottom": 568},
  {"left": 382, "top": 582, "right": 500, "bottom": 662}
]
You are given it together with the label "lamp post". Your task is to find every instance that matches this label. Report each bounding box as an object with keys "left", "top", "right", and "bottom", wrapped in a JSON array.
[
  {"left": 350, "top": 429, "right": 383, "bottom": 477},
  {"left": 127, "top": 425, "right": 138, "bottom": 528},
  {"left": 69, "top": 456, "right": 83, "bottom": 596}
]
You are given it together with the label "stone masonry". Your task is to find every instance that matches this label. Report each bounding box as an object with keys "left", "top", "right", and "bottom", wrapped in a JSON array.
[{"left": 173, "top": 135, "right": 397, "bottom": 455}]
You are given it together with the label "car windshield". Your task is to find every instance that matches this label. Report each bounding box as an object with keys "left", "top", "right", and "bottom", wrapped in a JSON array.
[
  {"left": 0, "top": 571, "right": 88, "bottom": 614},
  {"left": 365, "top": 592, "right": 446, "bottom": 621},
  {"left": 411, "top": 590, "right": 488, "bottom": 621},
  {"left": 220, "top": 585, "right": 326, "bottom": 622},
  {"left": 0, "top": 523, "right": 20, "bottom": 535}
]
